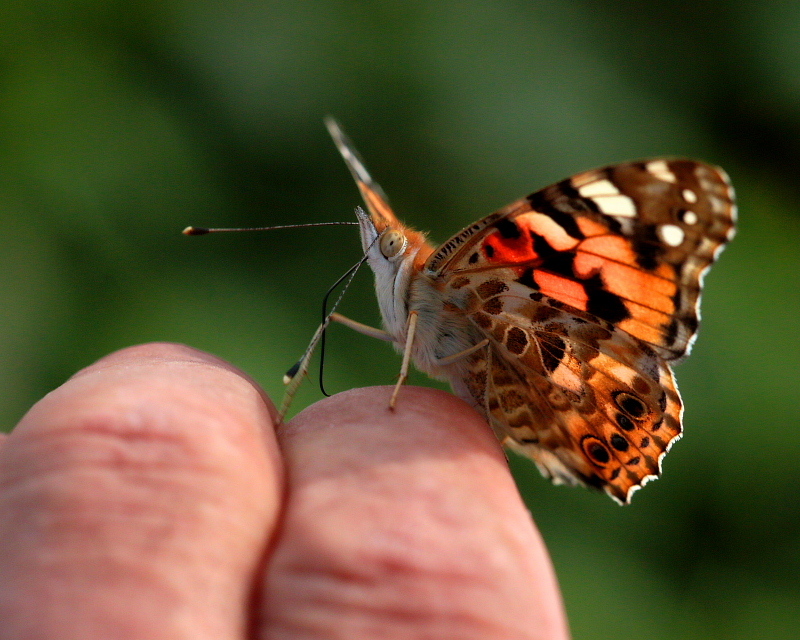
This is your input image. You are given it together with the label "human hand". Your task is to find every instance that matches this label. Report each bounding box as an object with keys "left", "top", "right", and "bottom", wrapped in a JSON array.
[{"left": 0, "top": 343, "right": 569, "bottom": 639}]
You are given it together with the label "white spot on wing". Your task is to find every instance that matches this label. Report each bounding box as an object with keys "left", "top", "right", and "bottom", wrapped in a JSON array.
[
  {"left": 646, "top": 160, "right": 678, "bottom": 183},
  {"left": 658, "top": 223, "right": 685, "bottom": 247},
  {"left": 681, "top": 210, "right": 698, "bottom": 225},
  {"left": 593, "top": 194, "right": 638, "bottom": 218},
  {"left": 682, "top": 188, "right": 698, "bottom": 203},
  {"left": 578, "top": 179, "right": 620, "bottom": 197}
]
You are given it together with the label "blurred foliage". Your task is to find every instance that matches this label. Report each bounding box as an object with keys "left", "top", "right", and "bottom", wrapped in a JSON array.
[{"left": 2, "top": 0, "right": 799, "bottom": 637}]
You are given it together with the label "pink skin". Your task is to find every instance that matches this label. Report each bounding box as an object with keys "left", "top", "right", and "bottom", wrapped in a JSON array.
[{"left": 0, "top": 343, "right": 569, "bottom": 640}]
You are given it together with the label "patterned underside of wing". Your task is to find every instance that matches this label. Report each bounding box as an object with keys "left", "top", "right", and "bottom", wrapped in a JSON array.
[
  {"left": 427, "top": 159, "right": 736, "bottom": 361},
  {"left": 453, "top": 276, "right": 682, "bottom": 503}
]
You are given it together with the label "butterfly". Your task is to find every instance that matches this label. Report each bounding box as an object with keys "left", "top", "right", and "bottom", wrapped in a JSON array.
[{"left": 285, "top": 118, "right": 736, "bottom": 504}]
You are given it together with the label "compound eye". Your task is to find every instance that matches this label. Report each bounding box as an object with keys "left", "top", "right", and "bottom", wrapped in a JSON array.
[{"left": 379, "top": 230, "right": 406, "bottom": 258}]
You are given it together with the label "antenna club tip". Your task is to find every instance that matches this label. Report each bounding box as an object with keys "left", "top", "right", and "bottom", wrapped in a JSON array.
[{"left": 183, "top": 226, "right": 210, "bottom": 236}]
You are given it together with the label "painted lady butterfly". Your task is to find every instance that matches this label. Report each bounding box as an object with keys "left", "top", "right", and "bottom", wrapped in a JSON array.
[{"left": 289, "top": 119, "right": 736, "bottom": 504}]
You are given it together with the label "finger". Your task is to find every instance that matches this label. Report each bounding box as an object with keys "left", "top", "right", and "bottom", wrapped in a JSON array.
[
  {"left": 259, "top": 386, "right": 569, "bottom": 640},
  {"left": 0, "top": 343, "right": 282, "bottom": 640}
]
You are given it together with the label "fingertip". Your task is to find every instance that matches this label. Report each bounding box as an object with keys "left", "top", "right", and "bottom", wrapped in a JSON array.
[
  {"left": 1, "top": 342, "right": 283, "bottom": 639},
  {"left": 74, "top": 342, "right": 279, "bottom": 420},
  {"left": 83, "top": 341, "right": 237, "bottom": 370},
  {"left": 263, "top": 385, "right": 569, "bottom": 639},
  {"left": 284, "top": 385, "right": 505, "bottom": 465}
]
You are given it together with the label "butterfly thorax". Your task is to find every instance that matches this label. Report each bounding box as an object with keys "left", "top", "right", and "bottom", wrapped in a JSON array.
[
  {"left": 358, "top": 207, "right": 483, "bottom": 386},
  {"left": 405, "top": 273, "right": 486, "bottom": 381}
]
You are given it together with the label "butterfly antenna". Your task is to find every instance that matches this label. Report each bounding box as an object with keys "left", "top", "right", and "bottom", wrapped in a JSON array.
[{"left": 183, "top": 221, "right": 357, "bottom": 235}]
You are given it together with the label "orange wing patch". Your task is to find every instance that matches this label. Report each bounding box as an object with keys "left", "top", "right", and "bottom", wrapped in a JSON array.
[{"left": 532, "top": 271, "right": 589, "bottom": 311}]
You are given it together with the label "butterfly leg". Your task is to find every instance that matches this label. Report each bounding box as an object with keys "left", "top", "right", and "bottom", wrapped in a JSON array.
[
  {"left": 433, "top": 339, "right": 490, "bottom": 366},
  {"left": 329, "top": 312, "right": 393, "bottom": 342},
  {"left": 279, "top": 313, "right": 392, "bottom": 421},
  {"left": 389, "top": 310, "right": 419, "bottom": 409}
]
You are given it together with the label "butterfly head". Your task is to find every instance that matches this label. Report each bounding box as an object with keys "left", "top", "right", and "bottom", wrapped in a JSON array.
[
  {"left": 356, "top": 205, "right": 432, "bottom": 267},
  {"left": 355, "top": 206, "right": 433, "bottom": 335}
]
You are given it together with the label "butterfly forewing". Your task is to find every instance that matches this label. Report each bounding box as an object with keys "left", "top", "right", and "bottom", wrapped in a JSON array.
[{"left": 428, "top": 160, "right": 735, "bottom": 360}]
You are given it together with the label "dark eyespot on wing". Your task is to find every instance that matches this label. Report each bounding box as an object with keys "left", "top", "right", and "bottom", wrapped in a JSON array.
[
  {"left": 477, "top": 279, "right": 509, "bottom": 298},
  {"left": 505, "top": 327, "right": 528, "bottom": 355},
  {"left": 610, "top": 433, "right": 629, "bottom": 452},
  {"left": 582, "top": 435, "right": 611, "bottom": 464},
  {"left": 617, "top": 413, "right": 635, "bottom": 431},
  {"left": 613, "top": 391, "right": 648, "bottom": 419}
]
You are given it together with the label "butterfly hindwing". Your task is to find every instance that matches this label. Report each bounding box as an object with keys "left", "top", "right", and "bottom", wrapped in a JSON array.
[{"left": 450, "top": 274, "right": 683, "bottom": 503}]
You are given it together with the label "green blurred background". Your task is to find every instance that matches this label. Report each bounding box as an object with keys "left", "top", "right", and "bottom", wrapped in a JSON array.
[{"left": 2, "top": 1, "right": 799, "bottom": 637}]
